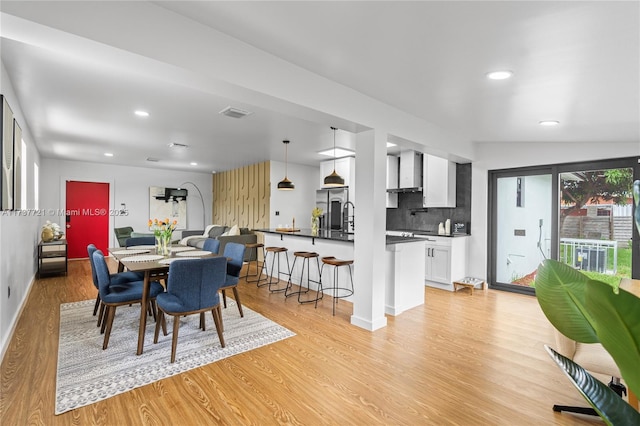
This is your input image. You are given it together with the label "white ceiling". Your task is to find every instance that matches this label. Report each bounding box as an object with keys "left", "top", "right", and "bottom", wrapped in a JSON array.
[{"left": 1, "top": 1, "right": 638, "bottom": 173}]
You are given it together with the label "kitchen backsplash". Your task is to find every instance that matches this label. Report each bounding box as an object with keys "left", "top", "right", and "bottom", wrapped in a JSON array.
[{"left": 386, "top": 163, "right": 472, "bottom": 234}]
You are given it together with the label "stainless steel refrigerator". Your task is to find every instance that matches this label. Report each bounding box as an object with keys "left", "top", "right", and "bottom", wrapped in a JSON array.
[{"left": 315, "top": 187, "right": 349, "bottom": 230}]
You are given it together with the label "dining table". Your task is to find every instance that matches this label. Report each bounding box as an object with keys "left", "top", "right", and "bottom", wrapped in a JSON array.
[{"left": 108, "top": 244, "right": 217, "bottom": 355}]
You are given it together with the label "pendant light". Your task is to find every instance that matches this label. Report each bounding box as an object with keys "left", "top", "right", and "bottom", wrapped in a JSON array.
[
  {"left": 277, "top": 140, "right": 295, "bottom": 190},
  {"left": 323, "top": 127, "right": 345, "bottom": 187}
]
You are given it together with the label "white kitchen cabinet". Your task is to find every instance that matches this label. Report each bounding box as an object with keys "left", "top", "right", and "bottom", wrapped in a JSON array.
[
  {"left": 320, "top": 156, "right": 355, "bottom": 189},
  {"left": 425, "top": 244, "right": 451, "bottom": 283},
  {"left": 423, "top": 154, "right": 456, "bottom": 207},
  {"left": 423, "top": 236, "right": 468, "bottom": 291},
  {"left": 386, "top": 155, "right": 398, "bottom": 208}
]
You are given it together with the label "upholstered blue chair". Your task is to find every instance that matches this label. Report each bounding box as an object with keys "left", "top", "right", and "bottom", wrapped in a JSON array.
[
  {"left": 93, "top": 250, "right": 164, "bottom": 350},
  {"left": 153, "top": 257, "right": 227, "bottom": 363},
  {"left": 220, "top": 242, "right": 246, "bottom": 318},
  {"left": 125, "top": 236, "right": 156, "bottom": 247},
  {"left": 202, "top": 238, "right": 220, "bottom": 254},
  {"left": 87, "top": 244, "right": 143, "bottom": 326}
]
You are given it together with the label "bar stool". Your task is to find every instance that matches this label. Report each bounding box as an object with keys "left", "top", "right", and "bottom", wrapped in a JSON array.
[
  {"left": 244, "top": 243, "right": 268, "bottom": 286},
  {"left": 264, "top": 247, "right": 291, "bottom": 292},
  {"left": 320, "top": 256, "right": 355, "bottom": 316},
  {"left": 286, "top": 251, "right": 323, "bottom": 306}
]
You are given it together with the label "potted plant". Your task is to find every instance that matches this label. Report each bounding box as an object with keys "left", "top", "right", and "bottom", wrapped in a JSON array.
[{"left": 534, "top": 180, "right": 640, "bottom": 424}]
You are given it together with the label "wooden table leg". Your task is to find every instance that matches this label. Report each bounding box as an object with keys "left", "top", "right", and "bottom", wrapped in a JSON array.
[{"left": 137, "top": 270, "right": 151, "bottom": 355}]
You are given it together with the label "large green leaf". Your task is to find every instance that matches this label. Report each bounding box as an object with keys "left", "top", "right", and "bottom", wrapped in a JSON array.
[
  {"left": 535, "top": 259, "right": 599, "bottom": 343},
  {"left": 585, "top": 280, "right": 640, "bottom": 397},
  {"left": 545, "top": 345, "right": 640, "bottom": 426}
]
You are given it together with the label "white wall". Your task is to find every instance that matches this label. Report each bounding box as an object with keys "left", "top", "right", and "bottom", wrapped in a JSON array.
[
  {"left": 269, "top": 160, "right": 319, "bottom": 229},
  {"left": 0, "top": 60, "right": 43, "bottom": 360},
  {"left": 40, "top": 159, "right": 213, "bottom": 246},
  {"left": 467, "top": 141, "right": 639, "bottom": 282}
]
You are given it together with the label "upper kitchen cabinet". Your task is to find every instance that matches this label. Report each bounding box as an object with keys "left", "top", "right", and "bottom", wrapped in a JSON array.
[
  {"left": 423, "top": 154, "right": 456, "bottom": 208},
  {"left": 320, "top": 156, "right": 356, "bottom": 189},
  {"left": 386, "top": 155, "right": 399, "bottom": 208}
]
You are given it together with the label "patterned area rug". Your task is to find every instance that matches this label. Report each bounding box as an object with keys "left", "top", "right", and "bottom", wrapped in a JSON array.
[{"left": 56, "top": 299, "right": 294, "bottom": 414}]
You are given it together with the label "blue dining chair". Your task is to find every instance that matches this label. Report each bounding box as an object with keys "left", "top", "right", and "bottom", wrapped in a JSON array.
[
  {"left": 93, "top": 250, "right": 164, "bottom": 350},
  {"left": 125, "top": 236, "right": 156, "bottom": 247},
  {"left": 153, "top": 257, "right": 227, "bottom": 363},
  {"left": 202, "top": 238, "right": 220, "bottom": 254},
  {"left": 87, "top": 244, "right": 143, "bottom": 326},
  {"left": 220, "top": 242, "right": 246, "bottom": 317}
]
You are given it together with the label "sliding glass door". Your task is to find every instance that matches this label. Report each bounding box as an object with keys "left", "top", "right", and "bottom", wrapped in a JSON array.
[
  {"left": 488, "top": 157, "right": 639, "bottom": 295},
  {"left": 558, "top": 166, "right": 635, "bottom": 285},
  {"left": 490, "top": 170, "right": 554, "bottom": 294}
]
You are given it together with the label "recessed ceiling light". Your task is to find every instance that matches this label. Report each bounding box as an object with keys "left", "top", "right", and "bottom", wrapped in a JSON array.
[
  {"left": 104, "top": 152, "right": 113, "bottom": 157},
  {"left": 190, "top": 162, "right": 198, "bottom": 166},
  {"left": 318, "top": 147, "right": 355, "bottom": 158},
  {"left": 486, "top": 70, "right": 513, "bottom": 80},
  {"left": 386, "top": 142, "right": 396, "bottom": 148},
  {"left": 134, "top": 110, "right": 149, "bottom": 117},
  {"left": 539, "top": 120, "right": 560, "bottom": 126}
]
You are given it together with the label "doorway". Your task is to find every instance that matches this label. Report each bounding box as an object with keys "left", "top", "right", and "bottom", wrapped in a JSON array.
[
  {"left": 488, "top": 157, "right": 639, "bottom": 294},
  {"left": 65, "top": 180, "right": 110, "bottom": 258}
]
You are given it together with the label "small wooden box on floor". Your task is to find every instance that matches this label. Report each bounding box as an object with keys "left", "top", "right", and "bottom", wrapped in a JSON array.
[{"left": 453, "top": 277, "right": 485, "bottom": 295}]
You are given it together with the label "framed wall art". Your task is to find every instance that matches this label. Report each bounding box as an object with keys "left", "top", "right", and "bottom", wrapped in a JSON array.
[
  {"left": 1, "top": 95, "right": 15, "bottom": 211},
  {"left": 13, "top": 119, "right": 22, "bottom": 210},
  {"left": 149, "top": 186, "right": 188, "bottom": 230}
]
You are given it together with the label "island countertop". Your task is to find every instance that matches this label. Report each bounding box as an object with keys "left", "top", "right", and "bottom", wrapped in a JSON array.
[{"left": 255, "top": 228, "right": 427, "bottom": 245}]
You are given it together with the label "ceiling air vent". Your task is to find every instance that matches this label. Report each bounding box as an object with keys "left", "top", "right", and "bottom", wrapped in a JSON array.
[
  {"left": 146, "top": 157, "right": 160, "bottom": 162},
  {"left": 219, "top": 106, "right": 252, "bottom": 119},
  {"left": 168, "top": 142, "right": 189, "bottom": 149}
]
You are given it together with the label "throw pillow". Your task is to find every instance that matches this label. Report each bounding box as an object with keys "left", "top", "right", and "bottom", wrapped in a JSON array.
[
  {"left": 208, "top": 226, "right": 228, "bottom": 239},
  {"left": 221, "top": 225, "right": 240, "bottom": 237}
]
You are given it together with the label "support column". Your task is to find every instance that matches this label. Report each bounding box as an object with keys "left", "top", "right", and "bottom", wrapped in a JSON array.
[{"left": 351, "top": 129, "right": 388, "bottom": 330}]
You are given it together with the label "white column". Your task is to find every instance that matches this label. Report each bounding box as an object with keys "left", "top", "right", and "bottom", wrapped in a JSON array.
[{"left": 351, "top": 129, "right": 388, "bottom": 330}]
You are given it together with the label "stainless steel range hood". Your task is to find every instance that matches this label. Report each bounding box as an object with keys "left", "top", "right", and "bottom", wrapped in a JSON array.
[{"left": 387, "top": 150, "right": 422, "bottom": 193}]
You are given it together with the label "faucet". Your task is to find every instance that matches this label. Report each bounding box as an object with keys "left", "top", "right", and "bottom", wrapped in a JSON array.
[{"left": 343, "top": 201, "right": 355, "bottom": 232}]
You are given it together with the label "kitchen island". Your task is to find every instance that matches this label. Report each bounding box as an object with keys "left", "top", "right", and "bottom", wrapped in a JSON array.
[{"left": 256, "top": 229, "right": 426, "bottom": 316}]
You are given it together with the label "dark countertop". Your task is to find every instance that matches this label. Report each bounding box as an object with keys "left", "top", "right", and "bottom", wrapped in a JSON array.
[
  {"left": 254, "top": 228, "right": 438, "bottom": 244},
  {"left": 257, "top": 228, "right": 354, "bottom": 242},
  {"left": 387, "top": 229, "right": 470, "bottom": 238},
  {"left": 255, "top": 229, "right": 429, "bottom": 245}
]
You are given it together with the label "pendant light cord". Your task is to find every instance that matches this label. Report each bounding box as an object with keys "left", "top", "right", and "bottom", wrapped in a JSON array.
[{"left": 331, "top": 126, "right": 337, "bottom": 172}]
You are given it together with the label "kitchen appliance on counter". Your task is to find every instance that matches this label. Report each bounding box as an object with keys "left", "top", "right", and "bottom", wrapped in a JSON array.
[{"left": 316, "top": 187, "right": 349, "bottom": 231}]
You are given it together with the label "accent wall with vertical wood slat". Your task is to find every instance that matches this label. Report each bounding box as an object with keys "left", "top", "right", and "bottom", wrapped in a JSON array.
[{"left": 212, "top": 161, "right": 270, "bottom": 229}]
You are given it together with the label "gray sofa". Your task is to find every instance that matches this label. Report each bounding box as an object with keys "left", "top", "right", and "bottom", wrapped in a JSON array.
[{"left": 181, "top": 226, "right": 257, "bottom": 261}]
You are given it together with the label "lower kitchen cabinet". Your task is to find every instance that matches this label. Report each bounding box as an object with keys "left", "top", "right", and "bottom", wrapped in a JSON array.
[{"left": 424, "top": 236, "right": 468, "bottom": 291}]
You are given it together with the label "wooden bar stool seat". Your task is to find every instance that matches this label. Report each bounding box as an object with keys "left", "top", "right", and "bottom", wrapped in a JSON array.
[
  {"left": 286, "top": 251, "right": 323, "bottom": 306},
  {"left": 264, "top": 246, "right": 290, "bottom": 292},
  {"left": 244, "top": 243, "right": 268, "bottom": 285},
  {"left": 320, "top": 256, "right": 355, "bottom": 316}
]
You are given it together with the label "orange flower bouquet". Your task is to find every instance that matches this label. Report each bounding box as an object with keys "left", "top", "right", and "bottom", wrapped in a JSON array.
[{"left": 148, "top": 218, "right": 177, "bottom": 256}]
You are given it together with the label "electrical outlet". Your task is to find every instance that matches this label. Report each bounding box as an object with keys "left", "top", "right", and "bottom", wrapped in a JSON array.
[{"left": 275, "top": 211, "right": 280, "bottom": 216}]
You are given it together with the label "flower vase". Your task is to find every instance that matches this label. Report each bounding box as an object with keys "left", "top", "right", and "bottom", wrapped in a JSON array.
[
  {"left": 311, "top": 217, "right": 319, "bottom": 236},
  {"left": 156, "top": 234, "right": 171, "bottom": 256}
]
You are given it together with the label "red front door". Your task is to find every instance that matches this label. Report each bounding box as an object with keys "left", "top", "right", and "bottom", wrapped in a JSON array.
[{"left": 65, "top": 180, "right": 109, "bottom": 259}]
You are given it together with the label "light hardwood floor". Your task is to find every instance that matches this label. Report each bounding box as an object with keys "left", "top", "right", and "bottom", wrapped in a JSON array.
[{"left": 1, "top": 258, "right": 605, "bottom": 425}]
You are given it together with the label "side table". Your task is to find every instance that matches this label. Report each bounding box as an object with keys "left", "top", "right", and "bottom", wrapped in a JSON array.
[{"left": 38, "top": 239, "right": 68, "bottom": 277}]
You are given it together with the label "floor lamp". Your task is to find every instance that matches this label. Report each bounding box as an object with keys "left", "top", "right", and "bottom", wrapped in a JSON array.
[{"left": 178, "top": 181, "right": 206, "bottom": 230}]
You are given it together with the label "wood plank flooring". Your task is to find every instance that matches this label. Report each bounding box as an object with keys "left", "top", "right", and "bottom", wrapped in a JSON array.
[{"left": 1, "top": 259, "right": 606, "bottom": 425}]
